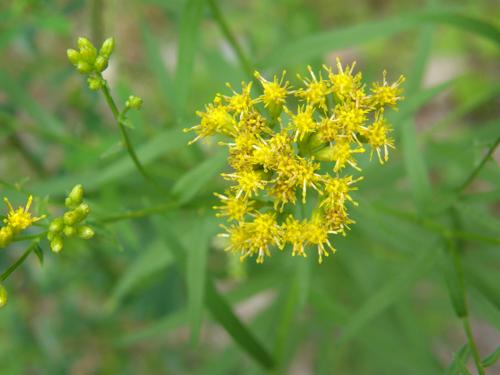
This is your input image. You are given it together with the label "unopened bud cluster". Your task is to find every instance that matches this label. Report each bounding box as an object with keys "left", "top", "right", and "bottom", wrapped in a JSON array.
[
  {"left": 186, "top": 59, "right": 404, "bottom": 264},
  {"left": 47, "top": 185, "right": 94, "bottom": 253},
  {"left": 67, "top": 37, "right": 115, "bottom": 90}
]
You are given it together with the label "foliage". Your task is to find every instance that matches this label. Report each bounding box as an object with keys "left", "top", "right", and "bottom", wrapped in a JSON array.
[{"left": 0, "top": 0, "right": 499, "bottom": 374}]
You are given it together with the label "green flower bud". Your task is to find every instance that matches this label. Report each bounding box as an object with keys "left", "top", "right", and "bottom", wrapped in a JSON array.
[
  {"left": 80, "top": 46, "right": 97, "bottom": 64},
  {"left": 99, "top": 37, "right": 115, "bottom": 59},
  {"left": 47, "top": 231, "right": 55, "bottom": 241},
  {"left": 67, "top": 49, "right": 80, "bottom": 66},
  {"left": 94, "top": 55, "right": 108, "bottom": 73},
  {"left": 87, "top": 76, "right": 104, "bottom": 91},
  {"left": 50, "top": 236, "right": 64, "bottom": 253},
  {"left": 63, "top": 211, "right": 79, "bottom": 226},
  {"left": 314, "top": 146, "right": 335, "bottom": 162},
  {"left": 49, "top": 217, "right": 64, "bottom": 233},
  {"left": 125, "top": 95, "right": 143, "bottom": 110},
  {"left": 65, "top": 184, "right": 84, "bottom": 208},
  {"left": 77, "top": 37, "right": 94, "bottom": 51},
  {"left": 78, "top": 226, "right": 95, "bottom": 240},
  {"left": 74, "top": 203, "right": 90, "bottom": 221},
  {"left": 76, "top": 61, "right": 93, "bottom": 74},
  {"left": 63, "top": 225, "right": 77, "bottom": 237},
  {"left": 0, "top": 284, "right": 7, "bottom": 308}
]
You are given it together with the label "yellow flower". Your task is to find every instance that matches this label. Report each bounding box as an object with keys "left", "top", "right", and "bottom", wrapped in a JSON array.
[
  {"left": 255, "top": 70, "right": 290, "bottom": 116},
  {"left": 305, "top": 214, "right": 336, "bottom": 264},
  {"left": 333, "top": 101, "right": 368, "bottom": 141},
  {"left": 286, "top": 104, "right": 317, "bottom": 142},
  {"left": 213, "top": 193, "right": 254, "bottom": 222},
  {"left": 282, "top": 215, "right": 307, "bottom": 257},
  {"left": 3, "top": 196, "right": 45, "bottom": 234},
  {"left": 325, "top": 58, "right": 363, "bottom": 100},
  {"left": 225, "top": 82, "right": 255, "bottom": 114},
  {"left": 246, "top": 212, "right": 281, "bottom": 263},
  {"left": 371, "top": 71, "right": 405, "bottom": 108},
  {"left": 222, "top": 170, "right": 266, "bottom": 198},
  {"left": 295, "top": 66, "right": 331, "bottom": 110},
  {"left": 361, "top": 115, "right": 395, "bottom": 163},
  {"left": 323, "top": 205, "right": 355, "bottom": 235},
  {"left": 317, "top": 116, "right": 340, "bottom": 143},
  {"left": 320, "top": 175, "right": 362, "bottom": 209},
  {"left": 185, "top": 96, "right": 235, "bottom": 144}
]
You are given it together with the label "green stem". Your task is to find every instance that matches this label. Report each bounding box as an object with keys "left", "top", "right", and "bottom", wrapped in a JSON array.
[
  {"left": 447, "top": 208, "right": 485, "bottom": 375},
  {"left": 100, "top": 81, "right": 156, "bottom": 186},
  {"left": 458, "top": 135, "right": 500, "bottom": 193},
  {"left": 97, "top": 201, "right": 179, "bottom": 223},
  {"left": 13, "top": 232, "right": 48, "bottom": 242},
  {"left": 462, "top": 317, "right": 485, "bottom": 375},
  {"left": 0, "top": 241, "right": 38, "bottom": 282},
  {"left": 207, "top": 0, "right": 254, "bottom": 79}
]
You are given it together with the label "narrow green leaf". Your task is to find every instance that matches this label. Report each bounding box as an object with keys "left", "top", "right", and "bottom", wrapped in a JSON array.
[
  {"left": 259, "top": 9, "right": 500, "bottom": 68},
  {"left": 444, "top": 344, "right": 470, "bottom": 375},
  {"left": 482, "top": 347, "right": 500, "bottom": 368},
  {"left": 175, "top": 0, "right": 206, "bottom": 115},
  {"left": 0, "top": 70, "right": 69, "bottom": 143},
  {"left": 33, "top": 244, "right": 44, "bottom": 265},
  {"left": 172, "top": 150, "right": 227, "bottom": 204},
  {"left": 162, "top": 225, "right": 275, "bottom": 369},
  {"left": 440, "top": 244, "right": 468, "bottom": 318},
  {"left": 107, "top": 239, "right": 174, "bottom": 310},
  {"left": 335, "top": 247, "right": 437, "bottom": 347},
  {"left": 399, "top": 26, "right": 433, "bottom": 209},
  {"left": 141, "top": 24, "right": 177, "bottom": 112},
  {"left": 187, "top": 217, "right": 210, "bottom": 344},
  {"left": 205, "top": 279, "right": 275, "bottom": 369},
  {"left": 31, "top": 129, "right": 190, "bottom": 196}
]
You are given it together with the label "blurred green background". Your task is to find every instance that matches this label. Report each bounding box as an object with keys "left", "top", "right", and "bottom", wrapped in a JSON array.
[{"left": 0, "top": 0, "right": 499, "bottom": 374}]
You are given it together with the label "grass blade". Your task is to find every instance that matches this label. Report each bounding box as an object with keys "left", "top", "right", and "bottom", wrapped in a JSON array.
[
  {"left": 175, "top": 0, "right": 206, "bottom": 116},
  {"left": 172, "top": 150, "right": 227, "bottom": 204},
  {"left": 259, "top": 9, "right": 500, "bottom": 68}
]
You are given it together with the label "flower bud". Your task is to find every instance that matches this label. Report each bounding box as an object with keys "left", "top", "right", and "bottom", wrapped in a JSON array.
[
  {"left": 314, "top": 146, "right": 335, "bottom": 162},
  {"left": 99, "top": 37, "right": 115, "bottom": 59},
  {"left": 50, "top": 236, "right": 64, "bottom": 253},
  {"left": 94, "top": 55, "right": 108, "bottom": 73},
  {"left": 76, "top": 61, "right": 93, "bottom": 74},
  {"left": 67, "top": 49, "right": 80, "bottom": 66},
  {"left": 49, "top": 217, "right": 64, "bottom": 233},
  {"left": 0, "top": 284, "right": 7, "bottom": 308},
  {"left": 87, "top": 76, "right": 104, "bottom": 91},
  {"left": 78, "top": 226, "right": 95, "bottom": 240},
  {"left": 63, "top": 225, "right": 77, "bottom": 237},
  {"left": 65, "top": 184, "right": 84, "bottom": 208},
  {"left": 74, "top": 203, "right": 90, "bottom": 221},
  {"left": 80, "top": 45, "right": 97, "bottom": 64},
  {"left": 77, "top": 37, "right": 94, "bottom": 50},
  {"left": 63, "top": 211, "right": 79, "bottom": 226},
  {"left": 125, "top": 95, "right": 143, "bottom": 110}
]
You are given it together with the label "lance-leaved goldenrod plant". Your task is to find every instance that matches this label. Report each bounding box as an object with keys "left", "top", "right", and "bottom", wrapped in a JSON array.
[{"left": 186, "top": 60, "right": 404, "bottom": 263}]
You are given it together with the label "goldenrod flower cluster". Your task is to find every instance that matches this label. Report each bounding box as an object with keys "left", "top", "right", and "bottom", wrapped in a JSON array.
[
  {"left": 0, "top": 196, "right": 46, "bottom": 249},
  {"left": 47, "top": 185, "right": 94, "bottom": 253},
  {"left": 186, "top": 59, "right": 404, "bottom": 264}
]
